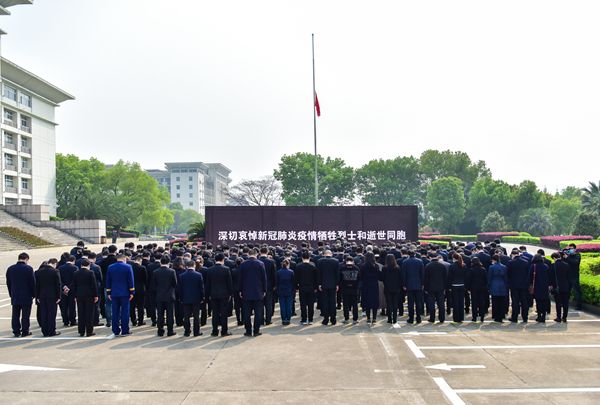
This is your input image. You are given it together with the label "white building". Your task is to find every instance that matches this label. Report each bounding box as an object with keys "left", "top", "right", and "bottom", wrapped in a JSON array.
[
  {"left": 0, "top": 57, "right": 74, "bottom": 214},
  {"left": 147, "top": 162, "right": 231, "bottom": 215}
]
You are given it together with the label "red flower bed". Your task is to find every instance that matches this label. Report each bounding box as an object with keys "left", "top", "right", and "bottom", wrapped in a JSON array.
[
  {"left": 419, "top": 232, "right": 440, "bottom": 237},
  {"left": 577, "top": 243, "right": 600, "bottom": 253},
  {"left": 418, "top": 235, "right": 452, "bottom": 241},
  {"left": 540, "top": 235, "right": 593, "bottom": 249},
  {"left": 477, "top": 232, "right": 519, "bottom": 242}
]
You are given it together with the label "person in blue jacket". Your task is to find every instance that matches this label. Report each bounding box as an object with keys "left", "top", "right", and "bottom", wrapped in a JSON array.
[
  {"left": 529, "top": 254, "right": 550, "bottom": 323},
  {"left": 239, "top": 248, "right": 267, "bottom": 337},
  {"left": 488, "top": 255, "right": 508, "bottom": 323},
  {"left": 401, "top": 251, "right": 424, "bottom": 324},
  {"left": 507, "top": 249, "right": 530, "bottom": 323},
  {"left": 6, "top": 252, "right": 36, "bottom": 337},
  {"left": 276, "top": 259, "right": 295, "bottom": 325},
  {"left": 106, "top": 253, "right": 135, "bottom": 336},
  {"left": 178, "top": 260, "right": 204, "bottom": 336}
]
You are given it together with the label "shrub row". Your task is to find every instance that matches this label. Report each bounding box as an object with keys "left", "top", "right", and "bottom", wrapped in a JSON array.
[
  {"left": 540, "top": 235, "right": 594, "bottom": 249},
  {"left": 0, "top": 227, "right": 53, "bottom": 247},
  {"left": 477, "top": 232, "right": 519, "bottom": 242},
  {"left": 439, "top": 234, "right": 478, "bottom": 241},
  {"left": 576, "top": 243, "right": 600, "bottom": 253},
  {"left": 418, "top": 239, "right": 450, "bottom": 247},
  {"left": 581, "top": 256, "right": 600, "bottom": 276},
  {"left": 558, "top": 240, "right": 600, "bottom": 249},
  {"left": 581, "top": 274, "right": 600, "bottom": 306},
  {"left": 418, "top": 235, "right": 452, "bottom": 241},
  {"left": 501, "top": 236, "right": 542, "bottom": 245}
]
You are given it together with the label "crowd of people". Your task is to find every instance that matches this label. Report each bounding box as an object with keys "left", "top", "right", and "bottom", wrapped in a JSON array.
[{"left": 4, "top": 238, "right": 582, "bottom": 339}]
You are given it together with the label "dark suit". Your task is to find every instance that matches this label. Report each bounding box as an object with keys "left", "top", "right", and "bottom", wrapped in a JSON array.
[
  {"left": 206, "top": 264, "right": 233, "bottom": 335},
  {"left": 259, "top": 256, "right": 277, "bottom": 324},
  {"left": 153, "top": 266, "right": 177, "bottom": 334},
  {"left": 179, "top": 269, "right": 205, "bottom": 335},
  {"left": 130, "top": 263, "right": 148, "bottom": 325},
  {"left": 507, "top": 257, "right": 530, "bottom": 322},
  {"left": 317, "top": 257, "right": 340, "bottom": 324},
  {"left": 295, "top": 262, "right": 318, "bottom": 323},
  {"left": 239, "top": 258, "right": 267, "bottom": 335},
  {"left": 402, "top": 257, "right": 424, "bottom": 322},
  {"left": 58, "top": 263, "right": 78, "bottom": 326},
  {"left": 145, "top": 261, "right": 161, "bottom": 324},
  {"left": 6, "top": 261, "right": 36, "bottom": 336},
  {"left": 424, "top": 260, "right": 448, "bottom": 323},
  {"left": 35, "top": 265, "right": 61, "bottom": 336},
  {"left": 71, "top": 268, "right": 98, "bottom": 336}
]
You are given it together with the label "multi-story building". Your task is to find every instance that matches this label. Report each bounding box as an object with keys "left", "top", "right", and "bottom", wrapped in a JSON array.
[
  {"left": 147, "top": 162, "right": 231, "bottom": 215},
  {"left": 0, "top": 57, "right": 74, "bottom": 214}
]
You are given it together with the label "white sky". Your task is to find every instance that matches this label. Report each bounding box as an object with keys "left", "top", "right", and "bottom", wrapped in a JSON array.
[{"left": 2, "top": 0, "right": 599, "bottom": 192}]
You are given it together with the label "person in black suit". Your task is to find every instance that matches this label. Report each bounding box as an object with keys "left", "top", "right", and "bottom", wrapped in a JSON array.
[
  {"left": 35, "top": 258, "right": 62, "bottom": 337},
  {"left": 550, "top": 252, "right": 572, "bottom": 322},
  {"left": 145, "top": 252, "right": 162, "bottom": 326},
  {"left": 294, "top": 250, "right": 318, "bottom": 325},
  {"left": 258, "top": 247, "right": 277, "bottom": 325},
  {"left": 87, "top": 252, "right": 104, "bottom": 326},
  {"left": 153, "top": 255, "right": 178, "bottom": 336},
  {"left": 6, "top": 253, "right": 36, "bottom": 337},
  {"left": 205, "top": 253, "right": 233, "bottom": 336},
  {"left": 179, "top": 260, "right": 205, "bottom": 336},
  {"left": 424, "top": 255, "right": 448, "bottom": 323},
  {"left": 239, "top": 248, "right": 267, "bottom": 336},
  {"left": 317, "top": 250, "right": 340, "bottom": 325},
  {"left": 58, "top": 255, "right": 78, "bottom": 327},
  {"left": 99, "top": 245, "right": 118, "bottom": 327},
  {"left": 130, "top": 255, "right": 148, "bottom": 326},
  {"left": 71, "top": 259, "right": 99, "bottom": 337}
]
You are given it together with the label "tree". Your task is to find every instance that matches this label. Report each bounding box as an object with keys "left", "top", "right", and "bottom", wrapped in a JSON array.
[
  {"left": 188, "top": 221, "right": 205, "bottom": 240},
  {"left": 274, "top": 152, "right": 355, "bottom": 206},
  {"left": 226, "top": 176, "right": 283, "bottom": 206},
  {"left": 56, "top": 154, "right": 106, "bottom": 220},
  {"left": 466, "top": 177, "right": 513, "bottom": 230},
  {"left": 508, "top": 180, "right": 543, "bottom": 228},
  {"left": 518, "top": 208, "right": 553, "bottom": 236},
  {"left": 560, "top": 186, "right": 583, "bottom": 201},
  {"left": 419, "top": 150, "right": 490, "bottom": 194},
  {"left": 426, "top": 177, "right": 466, "bottom": 233},
  {"left": 355, "top": 156, "right": 424, "bottom": 206},
  {"left": 573, "top": 211, "right": 600, "bottom": 238},
  {"left": 481, "top": 211, "right": 509, "bottom": 232},
  {"left": 168, "top": 203, "right": 204, "bottom": 233},
  {"left": 549, "top": 197, "right": 582, "bottom": 235},
  {"left": 582, "top": 181, "right": 600, "bottom": 216}
]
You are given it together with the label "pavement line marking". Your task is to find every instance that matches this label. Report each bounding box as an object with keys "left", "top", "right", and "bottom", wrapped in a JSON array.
[
  {"left": 374, "top": 369, "right": 394, "bottom": 373},
  {"left": 427, "top": 363, "right": 486, "bottom": 371},
  {"left": 0, "top": 364, "right": 68, "bottom": 373},
  {"left": 404, "top": 339, "right": 426, "bottom": 359},
  {"left": 433, "top": 377, "right": 465, "bottom": 405},
  {"left": 0, "top": 298, "right": 10, "bottom": 303},
  {"left": 0, "top": 335, "right": 115, "bottom": 341},
  {"left": 455, "top": 387, "right": 600, "bottom": 394},
  {"left": 419, "top": 344, "right": 600, "bottom": 350},
  {"left": 0, "top": 303, "right": 11, "bottom": 308},
  {"left": 377, "top": 334, "right": 396, "bottom": 357}
]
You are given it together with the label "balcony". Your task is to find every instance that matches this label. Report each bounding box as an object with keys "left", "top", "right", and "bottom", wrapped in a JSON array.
[
  {"left": 4, "top": 186, "right": 17, "bottom": 194},
  {"left": 20, "top": 125, "right": 31, "bottom": 134},
  {"left": 21, "top": 166, "right": 31, "bottom": 175},
  {"left": 3, "top": 142, "right": 17, "bottom": 151},
  {"left": 3, "top": 120, "right": 17, "bottom": 128},
  {"left": 4, "top": 164, "right": 16, "bottom": 172},
  {"left": 21, "top": 146, "right": 31, "bottom": 154},
  {"left": 21, "top": 188, "right": 31, "bottom": 195}
]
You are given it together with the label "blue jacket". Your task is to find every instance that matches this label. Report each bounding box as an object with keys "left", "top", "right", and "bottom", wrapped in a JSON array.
[
  {"left": 6, "top": 261, "right": 35, "bottom": 306},
  {"left": 106, "top": 261, "right": 135, "bottom": 298},
  {"left": 401, "top": 257, "right": 424, "bottom": 291},
  {"left": 239, "top": 258, "right": 267, "bottom": 300},
  {"left": 488, "top": 263, "right": 508, "bottom": 296},
  {"left": 507, "top": 257, "right": 530, "bottom": 289},
  {"left": 178, "top": 269, "right": 204, "bottom": 304},
  {"left": 276, "top": 267, "right": 295, "bottom": 297}
]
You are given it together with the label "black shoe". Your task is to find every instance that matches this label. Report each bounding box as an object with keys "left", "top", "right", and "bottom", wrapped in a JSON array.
[
  {"left": 21, "top": 332, "right": 32, "bottom": 337},
  {"left": 79, "top": 333, "right": 85, "bottom": 337},
  {"left": 428, "top": 319, "right": 435, "bottom": 323},
  {"left": 122, "top": 332, "right": 132, "bottom": 336},
  {"left": 151, "top": 322, "right": 157, "bottom": 327},
  {"left": 87, "top": 332, "right": 96, "bottom": 337},
  {"left": 157, "top": 331, "right": 165, "bottom": 337},
  {"left": 221, "top": 331, "right": 232, "bottom": 337},
  {"left": 194, "top": 332, "right": 203, "bottom": 336},
  {"left": 254, "top": 332, "right": 262, "bottom": 337},
  {"left": 13, "top": 333, "right": 20, "bottom": 338},
  {"left": 50, "top": 331, "right": 61, "bottom": 336},
  {"left": 211, "top": 331, "right": 219, "bottom": 337},
  {"left": 562, "top": 318, "right": 567, "bottom": 323},
  {"left": 472, "top": 318, "right": 477, "bottom": 322},
  {"left": 292, "top": 312, "right": 297, "bottom": 316},
  {"left": 237, "top": 321, "right": 244, "bottom": 326},
  {"left": 184, "top": 332, "right": 191, "bottom": 337},
  {"left": 106, "top": 323, "right": 111, "bottom": 328},
  {"left": 167, "top": 331, "right": 177, "bottom": 337},
  {"left": 416, "top": 318, "right": 422, "bottom": 324},
  {"left": 138, "top": 321, "right": 147, "bottom": 326},
  {"left": 265, "top": 321, "right": 272, "bottom": 326},
  {"left": 94, "top": 323, "right": 104, "bottom": 327},
  {"left": 322, "top": 320, "right": 328, "bottom": 326},
  {"left": 244, "top": 332, "right": 252, "bottom": 337},
  {"left": 406, "top": 319, "right": 414, "bottom": 324},
  {"left": 331, "top": 320, "right": 337, "bottom": 325},
  {"left": 70, "top": 323, "right": 77, "bottom": 327},
  {"left": 63, "top": 323, "right": 69, "bottom": 327},
  {"left": 554, "top": 318, "right": 561, "bottom": 323}
]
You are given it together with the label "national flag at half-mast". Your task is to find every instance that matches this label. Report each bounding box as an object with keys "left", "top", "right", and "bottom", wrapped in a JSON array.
[{"left": 314, "top": 92, "right": 321, "bottom": 117}]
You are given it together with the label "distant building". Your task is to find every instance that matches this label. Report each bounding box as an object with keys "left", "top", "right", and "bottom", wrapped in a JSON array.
[{"left": 147, "top": 162, "right": 231, "bottom": 215}]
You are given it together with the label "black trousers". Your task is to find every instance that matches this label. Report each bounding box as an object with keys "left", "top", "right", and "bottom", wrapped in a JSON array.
[
  {"left": 385, "top": 291, "right": 400, "bottom": 323},
  {"left": 491, "top": 295, "right": 506, "bottom": 322},
  {"left": 12, "top": 304, "right": 31, "bottom": 335},
  {"left": 398, "top": 289, "right": 405, "bottom": 316},
  {"left": 156, "top": 301, "right": 174, "bottom": 333},
  {"left": 471, "top": 289, "right": 487, "bottom": 320},
  {"left": 183, "top": 303, "right": 201, "bottom": 335},
  {"left": 264, "top": 291, "right": 274, "bottom": 323},
  {"left": 570, "top": 276, "right": 582, "bottom": 310},
  {"left": 243, "top": 299, "right": 264, "bottom": 334},
  {"left": 451, "top": 286, "right": 465, "bottom": 322},
  {"left": 233, "top": 293, "right": 242, "bottom": 322},
  {"left": 200, "top": 300, "right": 208, "bottom": 326},
  {"left": 59, "top": 293, "right": 76, "bottom": 325},
  {"left": 510, "top": 288, "right": 529, "bottom": 322},
  {"left": 336, "top": 288, "right": 342, "bottom": 309},
  {"left": 536, "top": 297, "right": 550, "bottom": 319},
  {"left": 39, "top": 298, "right": 58, "bottom": 336},
  {"left": 174, "top": 300, "right": 183, "bottom": 326},
  {"left": 427, "top": 290, "right": 445, "bottom": 322},
  {"left": 299, "top": 290, "right": 315, "bottom": 322},
  {"left": 130, "top": 292, "right": 145, "bottom": 325},
  {"left": 555, "top": 290, "right": 571, "bottom": 320},
  {"left": 464, "top": 290, "right": 471, "bottom": 313},
  {"left": 211, "top": 297, "right": 229, "bottom": 334},
  {"left": 99, "top": 291, "right": 106, "bottom": 318},
  {"left": 321, "top": 288, "right": 337, "bottom": 322},
  {"left": 145, "top": 292, "right": 156, "bottom": 323},
  {"left": 342, "top": 293, "right": 359, "bottom": 321},
  {"left": 76, "top": 297, "right": 95, "bottom": 336},
  {"left": 407, "top": 290, "right": 423, "bottom": 321}
]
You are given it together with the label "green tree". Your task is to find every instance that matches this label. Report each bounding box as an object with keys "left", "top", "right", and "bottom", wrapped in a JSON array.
[
  {"left": 481, "top": 211, "right": 509, "bottom": 232},
  {"left": 549, "top": 196, "right": 582, "bottom": 235},
  {"left": 274, "top": 152, "right": 355, "bottom": 206},
  {"left": 56, "top": 154, "right": 106, "bottom": 220},
  {"left": 560, "top": 186, "right": 583, "bottom": 201},
  {"left": 188, "top": 221, "right": 205, "bottom": 240},
  {"left": 518, "top": 208, "right": 553, "bottom": 236},
  {"left": 355, "top": 156, "right": 423, "bottom": 205},
  {"left": 582, "top": 181, "right": 600, "bottom": 216},
  {"left": 419, "top": 150, "right": 490, "bottom": 194},
  {"left": 573, "top": 211, "right": 600, "bottom": 237},
  {"left": 426, "top": 177, "right": 466, "bottom": 233},
  {"left": 508, "top": 180, "right": 543, "bottom": 228},
  {"left": 168, "top": 203, "right": 204, "bottom": 233},
  {"left": 466, "top": 177, "right": 513, "bottom": 230}
]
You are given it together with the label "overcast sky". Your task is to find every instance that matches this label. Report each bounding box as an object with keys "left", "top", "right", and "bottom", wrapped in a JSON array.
[{"left": 2, "top": 0, "right": 599, "bottom": 192}]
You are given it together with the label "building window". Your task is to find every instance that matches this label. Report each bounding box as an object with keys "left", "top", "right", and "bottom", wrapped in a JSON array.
[
  {"left": 189, "top": 202, "right": 193, "bottom": 206},
  {"left": 21, "top": 178, "right": 28, "bottom": 190},
  {"left": 4, "top": 197, "right": 17, "bottom": 205},
  {"left": 189, "top": 185, "right": 193, "bottom": 189},
  {"left": 189, "top": 176, "right": 193, "bottom": 181},
  {"left": 4, "top": 109, "right": 15, "bottom": 124},
  {"left": 3, "top": 85, "right": 17, "bottom": 102},
  {"left": 21, "top": 136, "right": 29, "bottom": 149},
  {"left": 189, "top": 193, "right": 193, "bottom": 198},
  {"left": 4, "top": 132, "right": 14, "bottom": 144},
  {"left": 176, "top": 193, "right": 180, "bottom": 198},
  {"left": 5, "top": 175, "right": 14, "bottom": 188},
  {"left": 5, "top": 154, "right": 14, "bottom": 166},
  {"left": 176, "top": 185, "right": 180, "bottom": 190},
  {"left": 19, "top": 93, "right": 32, "bottom": 108},
  {"left": 21, "top": 157, "right": 28, "bottom": 168},
  {"left": 176, "top": 177, "right": 180, "bottom": 181},
  {"left": 20, "top": 115, "right": 31, "bottom": 132}
]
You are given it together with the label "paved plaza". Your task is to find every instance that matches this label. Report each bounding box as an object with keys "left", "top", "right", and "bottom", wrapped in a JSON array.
[{"left": 1, "top": 246, "right": 600, "bottom": 404}]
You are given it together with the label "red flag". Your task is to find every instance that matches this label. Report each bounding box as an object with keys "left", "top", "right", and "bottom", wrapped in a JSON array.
[{"left": 314, "top": 92, "right": 321, "bottom": 117}]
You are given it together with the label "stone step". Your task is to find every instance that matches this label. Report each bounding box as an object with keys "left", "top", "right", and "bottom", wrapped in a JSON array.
[
  {"left": 0, "top": 210, "right": 78, "bottom": 246},
  {"left": 0, "top": 233, "right": 28, "bottom": 252}
]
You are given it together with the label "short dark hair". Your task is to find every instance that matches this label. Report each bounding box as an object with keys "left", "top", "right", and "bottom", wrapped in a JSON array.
[
  {"left": 108, "top": 245, "right": 118, "bottom": 253},
  {"left": 248, "top": 248, "right": 258, "bottom": 256},
  {"left": 301, "top": 250, "right": 311, "bottom": 260},
  {"left": 48, "top": 258, "right": 58, "bottom": 265},
  {"left": 18, "top": 252, "right": 29, "bottom": 261},
  {"left": 160, "top": 255, "right": 171, "bottom": 265},
  {"left": 77, "top": 241, "right": 85, "bottom": 247},
  {"left": 81, "top": 258, "right": 91, "bottom": 267},
  {"left": 214, "top": 253, "right": 225, "bottom": 262},
  {"left": 68, "top": 255, "right": 76, "bottom": 262}
]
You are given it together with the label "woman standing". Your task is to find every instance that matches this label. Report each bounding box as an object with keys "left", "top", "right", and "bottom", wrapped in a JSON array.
[
  {"left": 382, "top": 254, "right": 402, "bottom": 324},
  {"left": 529, "top": 254, "right": 551, "bottom": 323},
  {"left": 468, "top": 257, "right": 487, "bottom": 323},
  {"left": 448, "top": 253, "right": 467, "bottom": 323},
  {"left": 360, "top": 252, "right": 382, "bottom": 324},
  {"left": 488, "top": 255, "right": 508, "bottom": 323},
  {"left": 276, "top": 259, "right": 295, "bottom": 326}
]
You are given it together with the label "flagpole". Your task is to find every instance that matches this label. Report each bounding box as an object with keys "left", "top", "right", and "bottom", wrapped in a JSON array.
[{"left": 312, "top": 33, "right": 319, "bottom": 206}]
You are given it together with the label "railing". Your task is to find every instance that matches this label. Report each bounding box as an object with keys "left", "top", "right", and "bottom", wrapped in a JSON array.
[
  {"left": 4, "top": 164, "right": 16, "bottom": 172},
  {"left": 3, "top": 120, "right": 17, "bottom": 128},
  {"left": 21, "top": 167, "right": 31, "bottom": 175},
  {"left": 3, "top": 142, "right": 17, "bottom": 151},
  {"left": 20, "top": 125, "right": 31, "bottom": 134},
  {"left": 4, "top": 186, "right": 17, "bottom": 194},
  {"left": 21, "top": 146, "right": 31, "bottom": 154},
  {"left": 21, "top": 188, "right": 32, "bottom": 195}
]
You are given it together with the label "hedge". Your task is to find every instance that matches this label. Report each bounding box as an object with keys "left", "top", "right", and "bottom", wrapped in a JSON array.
[
  {"left": 418, "top": 235, "right": 452, "bottom": 241},
  {"left": 439, "top": 234, "right": 478, "bottom": 241},
  {"left": 558, "top": 240, "right": 600, "bottom": 249},
  {"left": 501, "top": 236, "right": 541, "bottom": 245},
  {"left": 0, "top": 227, "right": 53, "bottom": 247},
  {"left": 581, "top": 256, "right": 600, "bottom": 276},
  {"left": 540, "top": 235, "right": 594, "bottom": 249},
  {"left": 577, "top": 244, "right": 600, "bottom": 253},
  {"left": 418, "top": 239, "right": 450, "bottom": 247},
  {"left": 477, "top": 232, "right": 519, "bottom": 242},
  {"left": 581, "top": 273, "right": 600, "bottom": 306}
]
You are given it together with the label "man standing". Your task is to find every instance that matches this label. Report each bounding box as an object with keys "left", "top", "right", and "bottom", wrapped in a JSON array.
[
  {"left": 239, "top": 248, "right": 267, "bottom": 337},
  {"left": 130, "top": 255, "right": 148, "bottom": 326},
  {"left": 6, "top": 253, "right": 35, "bottom": 337},
  {"left": 58, "top": 255, "right": 78, "bottom": 327},
  {"left": 258, "top": 247, "right": 277, "bottom": 325},
  {"left": 105, "top": 254, "right": 135, "bottom": 336},
  {"left": 154, "top": 256, "right": 178, "bottom": 336},
  {"left": 87, "top": 253, "right": 103, "bottom": 326},
  {"left": 35, "top": 258, "right": 61, "bottom": 337},
  {"left": 317, "top": 250, "right": 340, "bottom": 325},
  {"left": 402, "top": 251, "right": 424, "bottom": 324},
  {"left": 565, "top": 243, "right": 582, "bottom": 310},
  {"left": 205, "top": 253, "right": 233, "bottom": 337},
  {"left": 507, "top": 250, "right": 530, "bottom": 323},
  {"left": 179, "top": 260, "right": 205, "bottom": 336},
  {"left": 71, "top": 259, "right": 99, "bottom": 337},
  {"left": 99, "top": 245, "right": 118, "bottom": 327},
  {"left": 339, "top": 256, "right": 360, "bottom": 324},
  {"left": 424, "top": 254, "right": 448, "bottom": 323},
  {"left": 295, "top": 250, "right": 318, "bottom": 325}
]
